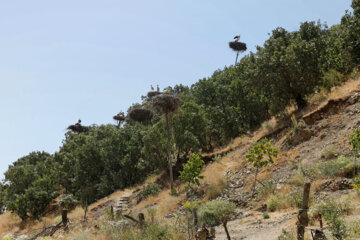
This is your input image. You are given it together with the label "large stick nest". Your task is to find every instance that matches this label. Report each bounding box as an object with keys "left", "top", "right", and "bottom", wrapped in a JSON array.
[
  {"left": 113, "top": 112, "right": 125, "bottom": 121},
  {"left": 129, "top": 108, "right": 153, "bottom": 122},
  {"left": 147, "top": 91, "right": 163, "bottom": 99},
  {"left": 152, "top": 94, "right": 180, "bottom": 113},
  {"left": 229, "top": 41, "right": 247, "bottom": 52},
  {"left": 67, "top": 124, "right": 89, "bottom": 133}
]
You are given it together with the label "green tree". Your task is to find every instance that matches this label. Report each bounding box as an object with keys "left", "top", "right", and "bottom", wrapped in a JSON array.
[
  {"left": 348, "top": 129, "right": 360, "bottom": 176},
  {"left": 254, "top": 22, "right": 327, "bottom": 113},
  {"left": 246, "top": 138, "right": 278, "bottom": 196},
  {"left": 3, "top": 151, "right": 58, "bottom": 220},
  {"left": 179, "top": 154, "right": 204, "bottom": 189},
  {"left": 198, "top": 199, "right": 236, "bottom": 240}
]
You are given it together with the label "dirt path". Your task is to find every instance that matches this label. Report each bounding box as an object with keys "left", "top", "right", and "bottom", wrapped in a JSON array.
[{"left": 214, "top": 210, "right": 297, "bottom": 240}]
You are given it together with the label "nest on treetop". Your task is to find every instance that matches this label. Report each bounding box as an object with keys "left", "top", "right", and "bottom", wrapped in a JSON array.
[
  {"left": 113, "top": 112, "right": 125, "bottom": 121},
  {"left": 129, "top": 108, "right": 153, "bottom": 122},
  {"left": 147, "top": 91, "right": 163, "bottom": 99},
  {"left": 229, "top": 41, "right": 247, "bottom": 52},
  {"left": 152, "top": 94, "right": 180, "bottom": 113},
  {"left": 67, "top": 124, "right": 89, "bottom": 133}
]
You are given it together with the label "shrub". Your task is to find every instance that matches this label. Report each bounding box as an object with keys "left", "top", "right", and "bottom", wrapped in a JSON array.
[
  {"left": 316, "top": 155, "right": 357, "bottom": 177},
  {"left": 351, "top": 177, "right": 360, "bottom": 195},
  {"left": 286, "top": 188, "right": 303, "bottom": 208},
  {"left": 263, "top": 212, "right": 270, "bottom": 219},
  {"left": 179, "top": 153, "right": 204, "bottom": 189},
  {"left": 141, "top": 183, "right": 162, "bottom": 199},
  {"left": 310, "top": 199, "right": 349, "bottom": 240},
  {"left": 257, "top": 180, "right": 276, "bottom": 200},
  {"left": 267, "top": 194, "right": 285, "bottom": 212},
  {"left": 205, "top": 178, "right": 227, "bottom": 200},
  {"left": 320, "top": 145, "right": 340, "bottom": 159},
  {"left": 277, "top": 229, "right": 296, "bottom": 240},
  {"left": 322, "top": 69, "right": 344, "bottom": 92},
  {"left": 198, "top": 199, "right": 236, "bottom": 227}
]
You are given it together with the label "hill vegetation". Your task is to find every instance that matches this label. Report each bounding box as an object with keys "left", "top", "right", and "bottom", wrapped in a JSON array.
[{"left": 1, "top": 1, "right": 360, "bottom": 236}]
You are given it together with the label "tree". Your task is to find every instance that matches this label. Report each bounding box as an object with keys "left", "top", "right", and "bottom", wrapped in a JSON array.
[
  {"left": 152, "top": 94, "right": 180, "bottom": 191},
  {"left": 3, "top": 151, "right": 58, "bottom": 220},
  {"left": 0, "top": 182, "right": 5, "bottom": 214},
  {"left": 198, "top": 199, "right": 236, "bottom": 240},
  {"left": 179, "top": 154, "right": 204, "bottom": 190},
  {"left": 348, "top": 129, "right": 360, "bottom": 176},
  {"left": 254, "top": 23, "right": 327, "bottom": 113},
  {"left": 246, "top": 138, "right": 278, "bottom": 196}
]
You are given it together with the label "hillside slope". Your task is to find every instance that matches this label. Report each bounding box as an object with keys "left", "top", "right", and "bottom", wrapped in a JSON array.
[{"left": 2, "top": 77, "right": 360, "bottom": 239}]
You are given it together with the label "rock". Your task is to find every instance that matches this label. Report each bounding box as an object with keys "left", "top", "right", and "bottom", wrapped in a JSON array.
[
  {"left": 165, "top": 213, "right": 175, "bottom": 218},
  {"left": 319, "top": 178, "right": 353, "bottom": 191}
]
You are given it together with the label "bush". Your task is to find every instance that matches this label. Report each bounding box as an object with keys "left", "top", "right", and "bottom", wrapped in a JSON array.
[
  {"left": 198, "top": 199, "right": 236, "bottom": 227},
  {"left": 322, "top": 69, "right": 344, "bottom": 92},
  {"left": 179, "top": 153, "right": 204, "bottom": 189},
  {"left": 320, "top": 145, "right": 340, "bottom": 159},
  {"left": 310, "top": 199, "right": 349, "bottom": 240},
  {"left": 267, "top": 194, "right": 286, "bottom": 212},
  {"left": 141, "top": 183, "right": 162, "bottom": 199},
  {"left": 257, "top": 180, "right": 276, "bottom": 200},
  {"left": 263, "top": 212, "right": 270, "bottom": 219},
  {"left": 205, "top": 179, "right": 227, "bottom": 200},
  {"left": 317, "top": 155, "right": 357, "bottom": 177}
]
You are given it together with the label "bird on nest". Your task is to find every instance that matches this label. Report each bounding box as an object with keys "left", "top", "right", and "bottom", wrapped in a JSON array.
[{"left": 234, "top": 35, "right": 240, "bottom": 42}]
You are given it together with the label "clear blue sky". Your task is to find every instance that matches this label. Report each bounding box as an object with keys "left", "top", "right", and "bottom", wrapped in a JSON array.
[{"left": 0, "top": 0, "right": 352, "bottom": 179}]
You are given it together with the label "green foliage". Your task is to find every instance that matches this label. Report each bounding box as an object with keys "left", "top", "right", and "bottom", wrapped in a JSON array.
[
  {"left": 246, "top": 138, "right": 278, "bottom": 169},
  {"left": 4, "top": 151, "right": 59, "bottom": 220},
  {"left": 256, "top": 180, "right": 276, "bottom": 200},
  {"left": 263, "top": 212, "right": 270, "bottom": 219},
  {"left": 105, "top": 222, "right": 175, "bottom": 240},
  {"left": 58, "top": 194, "right": 77, "bottom": 209},
  {"left": 316, "top": 155, "right": 358, "bottom": 177},
  {"left": 266, "top": 194, "right": 285, "bottom": 212},
  {"left": 179, "top": 154, "right": 204, "bottom": 189},
  {"left": 205, "top": 178, "right": 227, "bottom": 200},
  {"left": 322, "top": 69, "right": 345, "bottom": 91},
  {"left": 348, "top": 129, "right": 360, "bottom": 152},
  {"left": 311, "top": 199, "right": 349, "bottom": 240},
  {"left": 141, "top": 183, "right": 162, "bottom": 199},
  {"left": 198, "top": 199, "right": 236, "bottom": 227}
]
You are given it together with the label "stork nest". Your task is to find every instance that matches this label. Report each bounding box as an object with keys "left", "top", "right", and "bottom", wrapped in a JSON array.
[
  {"left": 229, "top": 41, "right": 247, "bottom": 52},
  {"left": 129, "top": 108, "right": 153, "bottom": 122},
  {"left": 67, "top": 124, "right": 89, "bottom": 133},
  {"left": 147, "top": 91, "right": 163, "bottom": 99},
  {"left": 152, "top": 94, "right": 180, "bottom": 113},
  {"left": 113, "top": 112, "right": 125, "bottom": 121}
]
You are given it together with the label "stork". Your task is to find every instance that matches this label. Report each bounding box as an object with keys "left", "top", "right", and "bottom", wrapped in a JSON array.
[
  {"left": 234, "top": 35, "right": 240, "bottom": 42},
  {"left": 151, "top": 85, "right": 154, "bottom": 91},
  {"left": 157, "top": 85, "right": 160, "bottom": 92}
]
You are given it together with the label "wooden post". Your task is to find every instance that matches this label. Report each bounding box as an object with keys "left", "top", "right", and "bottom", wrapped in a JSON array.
[{"left": 297, "top": 182, "right": 311, "bottom": 240}]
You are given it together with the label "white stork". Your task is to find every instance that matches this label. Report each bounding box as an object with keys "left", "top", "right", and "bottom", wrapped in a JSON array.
[{"left": 234, "top": 35, "right": 240, "bottom": 42}]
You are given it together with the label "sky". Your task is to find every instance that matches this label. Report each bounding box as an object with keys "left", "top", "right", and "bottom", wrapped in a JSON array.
[{"left": 0, "top": 0, "right": 352, "bottom": 179}]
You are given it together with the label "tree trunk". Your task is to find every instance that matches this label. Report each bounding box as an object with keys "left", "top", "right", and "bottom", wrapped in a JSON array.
[
  {"left": 252, "top": 168, "right": 259, "bottom": 197},
  {"left": 223, "top": 220, "right": 231, "bottom": 240},
  {"left": 165, "top": 113, "right": 174, "bottom": 191},
  {"left": 193, "top": 208, "right": 199, "bottom": 231},
  {"left": 61, "top": 209, "right": 68, "bottom": 226}
]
